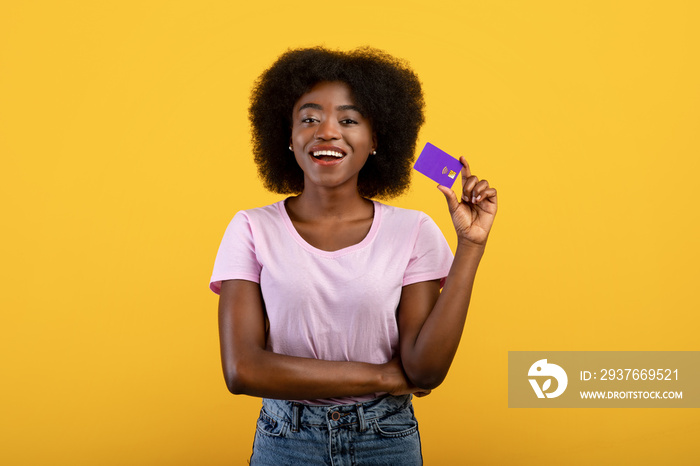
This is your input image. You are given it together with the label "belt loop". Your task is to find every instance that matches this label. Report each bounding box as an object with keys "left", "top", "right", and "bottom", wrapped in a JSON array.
[
  {"left": 291, "top": 403, "right": 300, "bottom": 433},
  {"left": 356, "top": 403, "right": 367, "bottom": 432}
]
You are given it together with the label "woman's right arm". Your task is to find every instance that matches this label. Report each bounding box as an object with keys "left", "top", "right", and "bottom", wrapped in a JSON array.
[{"left": 218, "top": 279, "right": 417, "bottom": 400}]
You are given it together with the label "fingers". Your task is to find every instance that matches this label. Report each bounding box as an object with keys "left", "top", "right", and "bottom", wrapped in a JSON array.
[
  {"left": 441, "top": 180, "right": 495, "bottom": 208},
  {"left": 459, "top": 156, "right": 472, "bottom": 179},
  {"left": 459, "top": 157, "right": 477, "bottom": 200},
  {"left": 461, "top": 176, "right": 479, "bottom": 203},
  {"left": 467, "top": 179, "right": 491, "bottom": 203},
  {"left": 477, "top": 187, "right": 498, "bottom": 205},
  {"left": 443, "top": 157, "right": 497, "bottom": 207},
  {"left": 461, "top": 177, "right": 490, "bottom": 203},
  {"left": 437, "top": 184, "right": 460, "bottom": 213}
]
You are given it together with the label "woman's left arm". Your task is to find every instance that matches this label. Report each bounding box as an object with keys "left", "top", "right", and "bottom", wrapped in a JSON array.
[{"left": 398, "top": 156, "right": 498, "bottom": 390}]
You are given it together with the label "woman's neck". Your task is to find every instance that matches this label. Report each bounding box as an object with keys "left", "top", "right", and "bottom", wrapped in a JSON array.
[{"left": 287, "top": 185, "right": 373, "bottom": 222}]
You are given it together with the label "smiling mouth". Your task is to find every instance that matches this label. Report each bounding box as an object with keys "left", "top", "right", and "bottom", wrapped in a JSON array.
[
  {"left": 311, "top": 150, "right": 345, "bottom": 159},
  {"left": 309, "top": 149, "right": 346, "bottom": 164}
]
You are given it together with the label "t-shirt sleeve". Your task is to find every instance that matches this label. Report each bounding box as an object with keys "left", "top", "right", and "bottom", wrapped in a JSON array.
[
  {"left": 402, "top": 214, "right": 454, "bottom": 289},
  {"left": 209, "top": 211, "right": 262, "bottom": 295}
]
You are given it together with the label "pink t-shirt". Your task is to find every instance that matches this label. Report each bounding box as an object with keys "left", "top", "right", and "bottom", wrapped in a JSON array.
[{"left": 210, "top": 199, "right": 453, "bottom": 404}]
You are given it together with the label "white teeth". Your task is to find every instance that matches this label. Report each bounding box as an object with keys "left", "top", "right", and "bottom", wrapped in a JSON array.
[{"left": 312, "top": 150, "right": 344, "bottom": 158}]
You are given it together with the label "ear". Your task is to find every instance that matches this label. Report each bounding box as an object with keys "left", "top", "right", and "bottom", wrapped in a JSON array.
[{"left": 371, "top": 132, "right": 378, "bottom": 152}]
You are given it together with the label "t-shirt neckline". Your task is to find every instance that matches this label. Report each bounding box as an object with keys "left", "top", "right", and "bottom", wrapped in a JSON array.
[{"left": 277, "top": 198, "right": 382, "bottom": 257}]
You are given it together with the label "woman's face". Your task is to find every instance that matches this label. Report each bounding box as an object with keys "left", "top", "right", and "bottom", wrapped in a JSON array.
[{"left": 290, "top": 81, "right": 376, "bottom": 193}]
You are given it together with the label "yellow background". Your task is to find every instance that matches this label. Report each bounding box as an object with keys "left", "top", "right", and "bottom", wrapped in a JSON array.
[{"left": 1, "top": 1, "right": 698, "bottom": 464}]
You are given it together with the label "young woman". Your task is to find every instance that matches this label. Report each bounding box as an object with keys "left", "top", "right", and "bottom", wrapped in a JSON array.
[{"left": 210, "top": 47, "right": 497, "bottom": 465}]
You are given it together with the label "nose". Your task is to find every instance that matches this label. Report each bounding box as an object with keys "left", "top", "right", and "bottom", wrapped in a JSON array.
[{"left": 314, "top": 118, "right": 341, "bottom": 140}]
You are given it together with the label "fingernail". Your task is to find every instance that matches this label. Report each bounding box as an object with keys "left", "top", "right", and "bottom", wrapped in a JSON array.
[
  {"left": 471, "top": 196, "right": 476, "bottom": 203},
  {"left": 476, "top": 195, "right": 481, "bottom": 201}
]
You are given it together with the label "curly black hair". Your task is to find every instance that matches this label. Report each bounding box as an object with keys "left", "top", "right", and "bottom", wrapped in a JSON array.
[{"left": 248, "top": 46, "right": 425, "bottom": 199}]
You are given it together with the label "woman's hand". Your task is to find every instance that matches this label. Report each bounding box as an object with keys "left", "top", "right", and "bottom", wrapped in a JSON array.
[
  {"left": 382, "top": 357, "right": 432, "bottom": 397},
  {"left": 437, "top": 156, "right": 498, "bottom": 247}
]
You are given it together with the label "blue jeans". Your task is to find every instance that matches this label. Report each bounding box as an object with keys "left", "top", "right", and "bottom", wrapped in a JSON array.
[{"left": 250, "top": 394, "right": 422, "bottom": 465}]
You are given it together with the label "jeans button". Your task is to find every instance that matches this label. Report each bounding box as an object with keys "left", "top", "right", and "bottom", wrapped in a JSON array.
[{"left": 331, "top": 411, "right": 340, "bottom": 421}]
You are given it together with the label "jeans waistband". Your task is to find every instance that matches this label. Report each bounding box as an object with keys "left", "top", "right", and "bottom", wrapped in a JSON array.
[{"left": 261, "top": 394, "right": 413, "bottom": 433}]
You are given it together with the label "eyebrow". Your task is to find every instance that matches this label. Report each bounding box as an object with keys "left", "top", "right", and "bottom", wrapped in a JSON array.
[{"left": 298, "top": 103, "right": 365, "bottom": 115}]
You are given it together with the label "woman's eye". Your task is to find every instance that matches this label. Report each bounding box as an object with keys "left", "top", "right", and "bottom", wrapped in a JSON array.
[
  {"left": 341, "top": 119, "right": 358, "bottom": 125},
  {"left": 301, "top": 117, "right": 318, "bottom": 123}
]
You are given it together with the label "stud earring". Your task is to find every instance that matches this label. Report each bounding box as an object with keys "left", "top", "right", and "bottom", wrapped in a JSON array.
[
  {"left": 289, "top": 145, "right": 293, "bottom": 151},
  {"left": 371, "top": 150, "right": 377, "bottom": 155}
]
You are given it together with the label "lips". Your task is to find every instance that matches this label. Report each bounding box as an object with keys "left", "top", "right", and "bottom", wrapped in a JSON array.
[
  {"left": 311, "top": 149, "right": 344, "bottom": 158},
  {"left": 309, "top": 145, "right": 347, "bottom": 165}
]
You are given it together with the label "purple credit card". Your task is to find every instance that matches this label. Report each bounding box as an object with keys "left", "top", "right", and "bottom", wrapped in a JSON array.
[{"left": 413, "top": 142, "right": 463, "bottom": 188}]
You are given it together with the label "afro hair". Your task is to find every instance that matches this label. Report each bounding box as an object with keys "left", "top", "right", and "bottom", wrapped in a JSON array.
[{"left": 248, "top": 46, "right": 425, "bottom": 199}]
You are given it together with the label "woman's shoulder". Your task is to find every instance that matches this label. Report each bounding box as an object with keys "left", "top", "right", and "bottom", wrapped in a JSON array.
[
  {"left": 229, "top": 200, "right": 286, "bottom": 223},
  {"left": 374, "top": 201, "right": 433, "bottom": 227},
  {"left": 219, "top": 201, "right": 289, "bottom": 243},
  {"left": 373, "top": 201, "right": 443, "bottom": 246}
]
